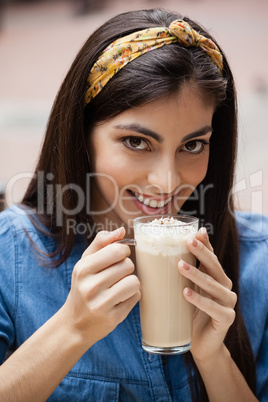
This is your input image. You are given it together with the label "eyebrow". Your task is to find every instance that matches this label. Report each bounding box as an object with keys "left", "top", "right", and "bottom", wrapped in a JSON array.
[{"left": 114, "top": 123, "right": 212, "bottom": 143}]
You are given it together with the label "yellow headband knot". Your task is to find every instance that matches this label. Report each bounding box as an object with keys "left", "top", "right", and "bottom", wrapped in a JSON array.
[
  {"left": 169, "top": 20, "right": 223, "bottom": 72},
  {"left": 85, "top": 19, "right": 223, "bottom": 105}
]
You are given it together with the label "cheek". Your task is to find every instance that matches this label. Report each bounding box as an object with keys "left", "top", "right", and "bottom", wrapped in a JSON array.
[
  {"left": 93, "top": 152, "right": 132, "bottom": 197},
  {"left": 181, "top": 155, "right": 209, "bottom": 187}
]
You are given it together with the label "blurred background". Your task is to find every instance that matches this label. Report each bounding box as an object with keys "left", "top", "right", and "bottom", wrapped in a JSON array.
[{"left": 0, "top": 0, "right": 268, "bottom": 215}]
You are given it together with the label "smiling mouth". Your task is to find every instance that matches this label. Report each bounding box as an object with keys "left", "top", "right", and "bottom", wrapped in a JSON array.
[{"left": 128, "top": 190, "right": 172, "bottom": 209}]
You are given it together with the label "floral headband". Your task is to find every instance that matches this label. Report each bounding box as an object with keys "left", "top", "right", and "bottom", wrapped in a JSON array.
[{"left": 85, "top": 19, "right": 223, "bottom": 105}]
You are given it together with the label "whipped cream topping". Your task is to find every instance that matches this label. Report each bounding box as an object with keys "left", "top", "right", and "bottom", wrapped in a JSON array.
[
  {"left": 134, "top": 216, "right": 198, "bottom": 256},
  {"left": 150, "top": 216, "right": 184, "bottom": 226}
]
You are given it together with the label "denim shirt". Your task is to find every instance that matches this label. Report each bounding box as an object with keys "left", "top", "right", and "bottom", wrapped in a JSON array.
[{"left": 0, "top": 205, "right": 267, "bottom": 401}]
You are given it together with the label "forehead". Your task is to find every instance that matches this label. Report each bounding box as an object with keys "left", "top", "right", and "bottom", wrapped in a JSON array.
[
  {"left": 92, "top": 85, "right": 215, "bottom": 143},
  {"left": 124, "top": 83, "right": 215, "bottom": 120},
  {"left": 117, "top": 85, "right": 213, "bottom": 120}
]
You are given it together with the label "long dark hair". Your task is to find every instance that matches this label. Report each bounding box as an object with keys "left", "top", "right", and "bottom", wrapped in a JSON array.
[{"left": 22, "top": 8, "right": 256, "bottom": 400}]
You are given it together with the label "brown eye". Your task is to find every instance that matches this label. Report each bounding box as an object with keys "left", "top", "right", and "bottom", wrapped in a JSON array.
[
  {"left": 129, "top": 138, "right": 142, "bottom": 147},
  {"left": 124, "top": 137, "right": 149, "bottom": 150},
  {"left": 182, "top": 140, "right": 208, "bottom": 154}
]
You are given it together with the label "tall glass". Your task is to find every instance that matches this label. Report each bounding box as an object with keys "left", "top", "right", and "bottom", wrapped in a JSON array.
[{"left": 133, "top": 215, "right": 198, "bottom": 355}]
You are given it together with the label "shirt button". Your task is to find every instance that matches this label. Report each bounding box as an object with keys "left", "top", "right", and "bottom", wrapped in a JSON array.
[{"left": 148, "top": 354, "right": 154, "bottom": 362}]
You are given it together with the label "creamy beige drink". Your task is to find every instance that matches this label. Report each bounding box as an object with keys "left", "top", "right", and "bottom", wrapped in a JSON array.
[{"left": 134, "top": 215, "right": 198, "bottom": 355}]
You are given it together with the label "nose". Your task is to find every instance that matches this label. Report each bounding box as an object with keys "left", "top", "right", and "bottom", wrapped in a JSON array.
[{"left": 147, "top": 157, "right": 181, "bottom": 194}]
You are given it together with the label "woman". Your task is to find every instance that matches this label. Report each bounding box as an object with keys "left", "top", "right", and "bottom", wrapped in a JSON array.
[{"left": 0, "top": 8, "right": 267, "bottom": 401}]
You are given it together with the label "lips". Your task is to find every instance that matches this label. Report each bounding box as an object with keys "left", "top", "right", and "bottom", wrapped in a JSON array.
[{"left": 128, "top": 190, "right": 174, "bottom": 214}]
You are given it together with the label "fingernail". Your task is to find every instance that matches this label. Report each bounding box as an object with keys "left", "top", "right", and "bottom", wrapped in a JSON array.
[
  {"left": 115, "top": 226, "right": 124, "bottom": 233},
  {"left": 111, "top": 227, "right": 124, "bottom": 236},
  {"left": 184, "top": 288, "right": 193, "bottom": 297},
  {"left": 178, "top": 260, "right": 190, "bottom": 270},
  {"left": 191, "top": 237, "right": 198, "bottom": 247},
  {"left": 200, "top": 227, "right": 207, "bottom": 239}
]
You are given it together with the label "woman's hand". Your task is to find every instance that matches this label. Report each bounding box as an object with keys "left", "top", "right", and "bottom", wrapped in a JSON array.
[
  {"left": 64, "top": 227, "right": 141, "bottom": 348},
  {"left": 178, "top": 228, "right": 237, "bottom": 364},
  {"left": 0, "top": 228, "right": 140, "bottom": 402}
]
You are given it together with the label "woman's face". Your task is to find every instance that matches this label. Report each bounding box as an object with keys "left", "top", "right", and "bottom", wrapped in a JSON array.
[{"left": 89, "top": 85, "right": 214, "bottom": 232}]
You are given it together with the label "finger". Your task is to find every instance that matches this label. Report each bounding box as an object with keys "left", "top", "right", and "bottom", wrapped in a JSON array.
[
  {"left": 108, "top": 274, "right": 141, "bottom": 306},
  {"left": 87, "top": 257, "right": 135, "bottom": 292},
  {"left": 196, "top": 227, "right": 213, "bottom": 253},
  {"left": 82, "top": 227, "right": 125, "bottom": 257},
  {"left": 76, "top": 242, "right": 131, "bottom": 276},
  {"left": 113, "top": 291, "right": 141, "bottom": 324},
  {"left": 183, "top": 287, "right": 236, "bottom": 329},
  {"left": 178, "top": 260, "right": 237, "bottom": 308},
  {"left": 186, "top": 237, "right": 232, "bottom": 290}
]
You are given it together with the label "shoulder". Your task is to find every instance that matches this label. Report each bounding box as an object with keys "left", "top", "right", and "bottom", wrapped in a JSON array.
[
  {"left": 0, "top": 205, "right": 32, "bottom": 260},
  {"left": 235, "top": 211, "right": 268, "bottom": 310},
  {"left": 0, "top": 205, "right": 40, "bottom": 277},
  {"left": 235, "top": 212, "right": 268, "bottom": 347},
  {"left": 236, "top": 211, "right": 268, "bottom": 242},
  {"left": 0, "top": 204, "right": 38, "bottom": 234},
  {"left": 235, "top": 211, "right": 268, "bottom": 272},
  {"left": 0, "top": 204, "right": 57, "bottom": 259},
  {"left": 236, "top": 213, "right": 268, "bottom": 398},
  {"left": 235, "top": 211, "right": 268, "bottom": 278},
  {"left": 0, "top": 205, "right": 41, "bottom": 323}
]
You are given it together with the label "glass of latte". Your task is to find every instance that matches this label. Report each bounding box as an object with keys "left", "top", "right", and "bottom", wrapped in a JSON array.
[{"left": 133, "top": 215, "right": 198, "bottom": 355}]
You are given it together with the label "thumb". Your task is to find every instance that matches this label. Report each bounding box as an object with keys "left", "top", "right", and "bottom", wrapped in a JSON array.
[{"left": 82, "top": 227, "right": 126, "bottom": 258}]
